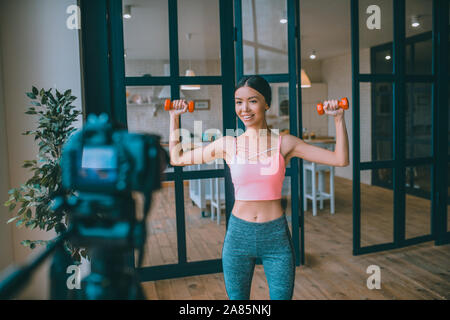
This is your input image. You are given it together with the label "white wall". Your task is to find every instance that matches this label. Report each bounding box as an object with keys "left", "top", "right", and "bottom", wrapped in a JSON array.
[
  {"left": 321, "top": 48, "right": 371, "bottom": 184},
  {"left": 302, "top": 59, "right": 323, "bottom": 83},
  {"left": 0, "top": 30, "right": 14, "bottom": 273},
  {"left": 0, "top": 0, "right": 82, "bottom": 299}
]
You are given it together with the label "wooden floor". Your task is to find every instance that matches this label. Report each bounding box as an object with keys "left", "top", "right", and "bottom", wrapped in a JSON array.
[{"left": 139, "top": 176, "right": 450, "bottom": 300}]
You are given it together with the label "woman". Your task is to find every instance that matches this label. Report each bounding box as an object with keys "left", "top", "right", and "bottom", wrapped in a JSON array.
[{"left": 169, "top": 75, "right": 349, "bottom": 300}]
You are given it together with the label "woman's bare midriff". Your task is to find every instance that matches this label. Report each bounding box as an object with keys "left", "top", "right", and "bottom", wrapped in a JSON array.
[
  {"left": 232, "top": 199, "right": 284, "bottom": 223},
  {"left": 226, "top": 136, "right": 286, "bottom": 223}
]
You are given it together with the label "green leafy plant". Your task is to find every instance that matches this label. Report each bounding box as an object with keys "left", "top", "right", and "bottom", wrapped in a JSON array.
[{"left": 4, "top": 86, "right": 87, "bottom": 262}]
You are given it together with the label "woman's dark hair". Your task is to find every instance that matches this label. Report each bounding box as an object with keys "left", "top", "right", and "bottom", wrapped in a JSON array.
[{"left": 235, "top": 75, "right": 272, "bottom": 108}]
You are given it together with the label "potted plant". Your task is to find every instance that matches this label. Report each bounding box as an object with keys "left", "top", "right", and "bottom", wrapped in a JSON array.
[{"left": 3, "top": 86, "right": 86, "bottom": 263}]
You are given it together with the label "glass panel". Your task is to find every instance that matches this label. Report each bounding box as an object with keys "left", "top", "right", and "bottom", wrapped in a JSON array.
[
  {"left": 359, "top": 0, "right": 393, "bottom": 74},
  {"left": 406, "top": 83, "right": 432, "bottom": 158},
  {"left": 267, "top": 82, "right": 293, "bottom": 168},
  {"left": 123, "top": 0, "right": 170, "bottom": 77},
  {"left": 405, "top": 0, "right": 432, "bottom": 74},
  {"left": 405, "top": 0, "right": 433, "bottom": 38},
  {"left": 282, "top": 175, "right": 291, "bottom": 212},
  {"left": 373, "top": 45, "right": 393, "bottom": 74},
  {"left": 282, "top": 175, "right": 293, "bottom": 236},
  {"left": 178, "top": 0, "right": 221, "bottom": 76},
  {"left": 405, "top": 165, "right": 431, "bottom": 239},
  {"left": 243, "top": 44, "right": 256, "bottom": 74},
  {"left": 360, "top": 82, "right": 393, "bottom": 162},
  {"left": 299, "top": 0, "right": 351, "bottom": 68},
  {"left": 448, "top": 82, "right": 450, "bottom": 156},
  {"left": 406, "top": 39, "right": 432, "bottom": 75},
  {"left": 135, "top": 183, "right": 177, "bottom": 267},
  {"left": 242, "top": 0, "right": 288, "bottom": 74},
  {"left": 184, "top": 178, "right": 226, "bottom": 262},
  {"left": 361, "top": 169, "right": 394, "bottom": 247},
  {"left": 448, "top": 162, "right": 450, "bottom": 233},
  {"left": 126, "top": 85, "right": 174, "bottom": 173},
  {"left": 178, "top": 85, "right": 223, "bottom": 170},
  {"left": 300, "top": 82, "right": 329, "bottom": 143}
]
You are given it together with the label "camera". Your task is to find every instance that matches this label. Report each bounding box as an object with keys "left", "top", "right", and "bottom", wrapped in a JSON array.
[
  {"left": 60, "top": 113, "right": 168, "bottom": 232},
  {"left": 0, "top": 113, "right": 169, "bottom": 300},
  {"left": 57, "top": 113, "right": 169, "bottom": 299},
  {"left": 63, "top": 113, "right": 167, "bottom": 195}
]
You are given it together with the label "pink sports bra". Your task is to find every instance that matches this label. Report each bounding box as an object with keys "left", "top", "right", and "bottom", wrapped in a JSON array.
[{"left": 229, "top": 134, "right": 286, "bottom": 201}]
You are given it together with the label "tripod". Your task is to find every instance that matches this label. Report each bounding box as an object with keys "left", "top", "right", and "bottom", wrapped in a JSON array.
[{"left": 0, "top": 192, "right": 146, "bottom": 300}]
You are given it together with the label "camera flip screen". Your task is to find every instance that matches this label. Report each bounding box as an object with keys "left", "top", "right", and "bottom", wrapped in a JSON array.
[{"left": 77, "top": 146, "right": 118, "bottom": 187}]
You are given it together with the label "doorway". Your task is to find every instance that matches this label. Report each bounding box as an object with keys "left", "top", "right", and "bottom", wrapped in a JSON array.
[
  {"left": 79, "top": 0, "right": 304, "bottom": 281},
  {"left": 351, "top": 0, "right": 449, "bottom": 255}
]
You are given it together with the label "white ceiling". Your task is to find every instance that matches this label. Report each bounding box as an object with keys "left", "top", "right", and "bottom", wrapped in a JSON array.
[{"left": 123, "top": 0, "right": 434, "bottom": 61}]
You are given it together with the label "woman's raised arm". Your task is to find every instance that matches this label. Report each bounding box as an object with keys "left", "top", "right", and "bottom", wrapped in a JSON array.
[
  {"left": 168, "top": 99, "right": 232, "bottom": 166},
  {"left": 285, "top": 100, "right": 349, "bottom": 167}
]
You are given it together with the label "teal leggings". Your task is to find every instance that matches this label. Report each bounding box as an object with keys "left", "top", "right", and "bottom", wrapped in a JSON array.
[{"left": 222, "top": 213, "right": 296, "bottom": 300}]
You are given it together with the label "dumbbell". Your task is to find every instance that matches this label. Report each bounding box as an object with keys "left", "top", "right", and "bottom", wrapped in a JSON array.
[
  {"left": 164, "top": 99, "right": 195, "bottom": 113},
  {"left": 317, "top": 97, "right": 349, "bottom": 115}
]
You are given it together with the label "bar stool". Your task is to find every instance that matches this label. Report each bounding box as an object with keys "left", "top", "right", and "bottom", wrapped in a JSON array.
[{"left": 303, "top": 161, "right": 335, "bottom": 216}]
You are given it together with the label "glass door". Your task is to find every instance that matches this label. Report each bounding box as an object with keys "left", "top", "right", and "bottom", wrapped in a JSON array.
[
  {"left": 436, "top": 0, "right": 450, "bottom": 245},
  {"left": 351, "top": 0, "right": 449, "bottom": 254},
  {"left": 118, "top": 0, "right": 236, "bottom": 280},
  {"left": 234, "top": 0, "right": 303, "bottom": 265},
  {"left": 84, "top": 0, "right": 306, "bottom": 281}
]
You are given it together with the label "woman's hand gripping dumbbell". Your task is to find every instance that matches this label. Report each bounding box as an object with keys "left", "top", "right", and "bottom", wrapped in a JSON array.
[
  {"left": 165, "top": 99, "right": 195, "bottom": 117},
  {"left": 316, "top": 97, "right": 349, "bottom": 116}
]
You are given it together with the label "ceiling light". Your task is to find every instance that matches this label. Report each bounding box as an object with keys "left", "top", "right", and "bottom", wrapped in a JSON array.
[
  {"left": 301, "top": 69, "right": 311, "bottom": 88},
  {"left": 280, "top": 10, "right": 287, "bottom": 24},
  {"left": 123, "top": 5, "right": 132, "bottom": 19},
  {"left": 385, "top": 55, "right": 391, "bottom": 60},
  {"left": 181, "top": 69, "right": 200, "bottom": 90},
  {"left": 309, "top": 50, "right": 317, "bottom": 60},
  {"left": 411, "top": 16, "right": 420, "bottom": 28},
  {"left": 181, "top": 34, "right": 200, "bottom": 91}
]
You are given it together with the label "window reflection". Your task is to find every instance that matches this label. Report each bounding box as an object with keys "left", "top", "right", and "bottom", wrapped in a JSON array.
[
  {"left": 359, "top": 0, "right": 393, "bottom": 74},
  {"left": 126, "top": 85, "right": 174, "bottom": 173},
  {"left": 184, "top": 178, "right": 226, "bottom": 262},
  {"left": 242, "top": 0, "right": 288, "bottom": 74},
  {"left": 123, "top": 0, "right": 170, "bottom": 77},
  {"left": 178, "top": 0, "right": 221, "bottom": 76}
]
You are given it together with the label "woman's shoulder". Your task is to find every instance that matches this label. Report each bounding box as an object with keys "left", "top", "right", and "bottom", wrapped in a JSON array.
[
  {"left": 279, "top": 133, "right": 302, "bottom": 159},
  {"left": 221, "top": 135, "right": 237, "bottom": 151},
  {"left": 223, "top": 135, "right": 237, "bottom": 145},
  {"left": 217, "top": 135, "right": 236, "bottom": 165},
  {"left": 279, "top": 133, "right": 301, "bottom": 145}
]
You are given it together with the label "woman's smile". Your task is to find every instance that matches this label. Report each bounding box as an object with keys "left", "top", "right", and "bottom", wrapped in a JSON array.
[{"left": 242, "top": 114, "right": 255, "bottom": 121}]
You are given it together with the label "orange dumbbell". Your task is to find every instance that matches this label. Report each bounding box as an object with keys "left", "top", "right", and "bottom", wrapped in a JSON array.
[
  {"left": 317, "top": 97, "right": 349, "bottom": 115},
  {"left": 164, "top": 99, "right": 195, "bottom": 113}
]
